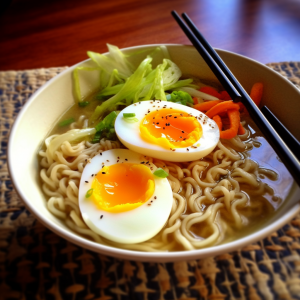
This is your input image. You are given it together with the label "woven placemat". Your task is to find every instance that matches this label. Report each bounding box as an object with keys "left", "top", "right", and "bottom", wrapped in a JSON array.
[{"left": 1, "top": 63, "right": 300, "bottom": 300}]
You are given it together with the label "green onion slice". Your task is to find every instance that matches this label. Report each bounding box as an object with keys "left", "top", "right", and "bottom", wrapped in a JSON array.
[
  {"left": 123, "top": 113, "right": 136, "bottom": 118},
  {"left": 123, "top": 113, "right": 138, "bottom": 123},
  {"left": 59, "top": 118, "right": 75, "bottom": 127},
  {"left": 85, "top": 188, "right": 94, "bottom": 198},
  {"left": 153, "top": 168, "right": 169, "bottom": 178}
]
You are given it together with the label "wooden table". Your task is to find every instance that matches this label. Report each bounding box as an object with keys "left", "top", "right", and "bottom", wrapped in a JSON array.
[{"left": 1, "top": 0, "right": 300, "bottom": 71}]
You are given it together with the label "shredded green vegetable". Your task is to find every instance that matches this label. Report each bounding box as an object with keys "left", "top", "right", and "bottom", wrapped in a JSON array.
[
  {"left": 70, "top": 45, "right": 198, "bottom": 145},
  {"left": 73, "top": 66, "right": 101, "bottom": 103},
  {"left": 153, "top": 168, "right": 169, "bottom": 178}
]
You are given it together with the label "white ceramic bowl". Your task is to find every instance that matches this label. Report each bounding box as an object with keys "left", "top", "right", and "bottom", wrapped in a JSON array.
[{"left": 8, "top": 44, "right": 300, "bottom": 262}]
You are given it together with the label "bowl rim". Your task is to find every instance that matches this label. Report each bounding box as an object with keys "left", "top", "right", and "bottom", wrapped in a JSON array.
[{"left": 7, "top": 43, "right": 300, "bottom": 262}]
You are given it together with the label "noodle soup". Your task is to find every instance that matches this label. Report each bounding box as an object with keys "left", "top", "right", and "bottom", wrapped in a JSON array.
[
  {"left": 38, "top": 55, "right": 293, "bottom": 251},
  {"left": 9, "top": 44, "right": 300, "bottom": 261}
]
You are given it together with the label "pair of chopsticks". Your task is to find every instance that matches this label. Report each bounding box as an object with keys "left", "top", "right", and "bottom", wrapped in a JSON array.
[{"left": 171, "top": 11, "right": 300, "bottom": 187}]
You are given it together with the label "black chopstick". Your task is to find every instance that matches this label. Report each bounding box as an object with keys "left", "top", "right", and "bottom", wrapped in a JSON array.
[
  {"left": 171, "top": 11, "right": 300, "bottom": 187},
  {"left": 171, "top": 11, "right": 242, "bottom": 103},
  {"left": 261, "top": 106, "right": 300, "bottom": 161}
]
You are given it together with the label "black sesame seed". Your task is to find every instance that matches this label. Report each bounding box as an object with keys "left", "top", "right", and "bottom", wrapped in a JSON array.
[
  {"left": 85, "top": 181, "right": 89, "bottom": 183},
  {"left": 102, "top": 172, "right": 106, "bottom": 174},
  {"left": 100, "top": 215, "right": 103, "bottom": 219},
  {"left": 100, "top": 153, "right": 102, "bottom": 156},
  {"left": 182, "top": 131, "right": 185, "bottom": 133},
  {"left": 187, "top": 148, "right": 189, "bottom": 151},
  {"left": 154, "top": 196, "right": 157, "bottom": 199},
  {"left": 125, "top": 158, "right": 128, "bottom": 161},
  {"left": 117, "top": 160, "right": 119, "bottom": 162}
]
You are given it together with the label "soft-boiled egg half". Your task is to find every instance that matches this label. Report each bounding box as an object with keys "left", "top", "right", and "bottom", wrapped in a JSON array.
[
  {"left": 115, "top": 100, "right": 220, "bottom": 162},
  {"left": 78, "top": 149, "right": 173, "bottom": 244}
]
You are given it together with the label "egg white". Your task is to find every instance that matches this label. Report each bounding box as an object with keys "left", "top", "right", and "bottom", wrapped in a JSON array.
[
  {"left": 78, "top": 149, "right": 173, "bottom": 244},
  {"left": 115, "top": 100, "right": 220, "bottom": 162}
]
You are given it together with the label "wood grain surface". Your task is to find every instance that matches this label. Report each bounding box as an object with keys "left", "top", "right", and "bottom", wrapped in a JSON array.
[{"left": 1, "top": 0, "right": 300, "bottom": 70}]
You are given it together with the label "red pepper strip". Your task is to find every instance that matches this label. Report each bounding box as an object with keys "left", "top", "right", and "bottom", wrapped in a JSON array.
[
  {"left": 200, "top": 86, "right": 221, "bottom": 98},
  {"left": 193, "top": 100, "right": 223, "bottom": 112},
  {"left": 220, "top": 109, "right": 240, "bottom": 139},
  {"left": 213, "top": 115, "right": 222, "bottom": 131},
  {"left": 220, "top": 90, "right": 232, "bottom": 100},
  {"left": 238, "top": 123, "right": 246, "bottom": 135},
  {"left": 206, "top": 101, "right": 240, "bottom": 119},
  {"left": 250, "top": 82, "right": 264, "bottom": 106}
]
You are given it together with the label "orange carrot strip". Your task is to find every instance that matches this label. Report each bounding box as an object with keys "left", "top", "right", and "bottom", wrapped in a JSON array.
[
  {"left": 220, "top": 91, "right": 231, "bottom": 100},
  {"left": 238, "top": 123, "right": 246, "bottom": 135},
  {"left": 250, "top": 82, "right": 263, "bottom": 106},
  {"left": 206, "top": 101, "right": 240, "bottom": 118},
  {"left": 220, "top": 109, "right": 240, "bottom": 139},
  {"left": 200, "top": 86, "right": 221, "bottom": 98},
  {"left": 213, "top": 115, "right": 222, "bottom": 131},
  {"left": 193, "top": 100, "right": 223, "bottom": 112}
]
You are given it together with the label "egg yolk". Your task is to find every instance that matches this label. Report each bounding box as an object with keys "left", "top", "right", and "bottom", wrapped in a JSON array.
[
  {"left": 91, "top": 163, "right": 155, "bottom": 213},
  {"left": 140, "top": 109, "right": 202, "bottom": 149}
]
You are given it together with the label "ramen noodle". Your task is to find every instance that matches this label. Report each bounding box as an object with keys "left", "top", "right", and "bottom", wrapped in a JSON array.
[{"left": 39, "top": 113, "right": 286, "bottom": 251}]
